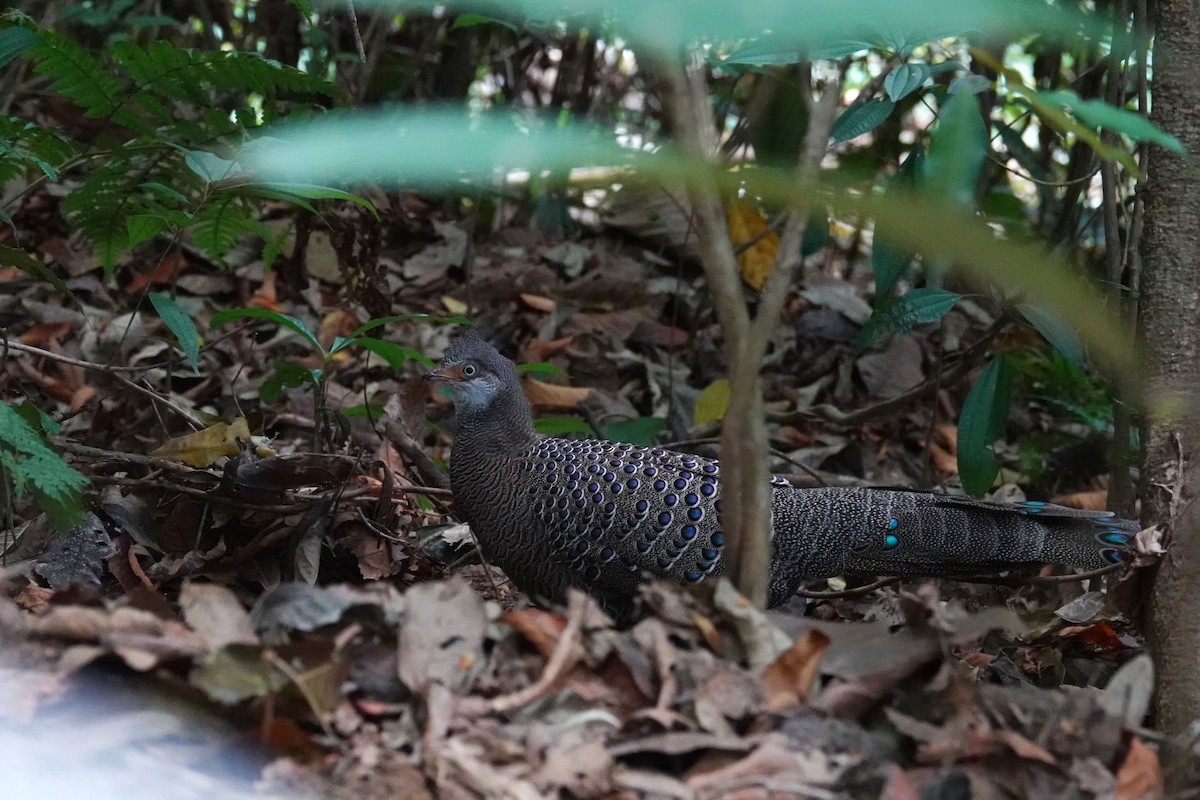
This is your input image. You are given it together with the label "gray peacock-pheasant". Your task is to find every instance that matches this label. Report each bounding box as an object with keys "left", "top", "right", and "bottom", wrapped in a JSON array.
[{"left": 425, "top": 328, "right": 1135, "bottom": 616}]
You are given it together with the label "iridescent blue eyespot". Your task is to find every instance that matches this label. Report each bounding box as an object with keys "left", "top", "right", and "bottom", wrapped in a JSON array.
[
  {"left": 702, "top": 548, "right": 719, "bottom": 560},
  {"left": 637, "top": 540, "right": 652, "bottom": 553},
  {"left": 565, "top": 464, "right": 576, "bottom": 475},
  {"left": 611, "top": 483, "right": 622, "bottom": 495},
  {"left": 652, "top": 449, "right": 665, "bottom": 457},
  {"left": 653, "top": 479, "right": 666, "bottom": 491},
  {"left": 1101, "top": 532, "right": 1130, "bottom": 545},
  {"left": 603, "top": 471, "right": 615, "bottom": 482},
  {"left": 572, "top": 489, "right": 583, "bottom": 499},
  {"left": 701, "top": 484, "right": 715, "bottom": 496},
  {"left": 887, "top": 518, "right": 898, "bottom": 530},
  {"left": 681, "top": 471, "right": 693, "bottom": 480},
  {"left": 627, "top": 478, "right": 640, "bottom": 490},
  {"left": 587, "top": 482, "right": 599, "bottom": 493},
  {"left": 624, "top": 464, "right": 637, "bottom": 474},
  {"left": 681, "top": 525, "right": 697, "bottom": 540},
  {"left": 1102, "top": 548, "right": 1123, "bottom": 564},
  {"left": 711, "top": 532, "right": 726, "bottom": 547},
  {"left": 658, "top": 512, "right": 673, "bottom": 526},
  {"left": 703, "top": 464, "right": 718, "bottom": 474},
  {"left": 683, "top": 459, "right": 696, "bottom": 469},
  {"left": 636, "top": 500, "right": 649, "bottom": 513},
  {"left": 547, "top": 474, "right": 557, "bottom": 483},
  {"left": 698, "top": 560, "right": 714, "bottom": 571},
  {"left": 566, "top": 479, "right": 578, "bottom": 490},
  {"left": 559, "top": 509, "right": 570, "bottom": 520},
  {"left": 587, "top": 464, "right": 600, "bottom": 474},
  {"left": 664, "top": 494, "right": 678, "bottom": 507},
  {"left": 603, "top": 501, "right": 615, "bottom": 514},
  {"left": 688, "top": 508, "right": 703, "bottom": 521},
  {"left": 657, "top": 556, "right": 673, "bottom": 569},
  {"left": 592, "top": 493, "right": 604, "bottom": 504},
  {"left": 884, "top": 534, "right": 899, "bottom": 549},
  {"left": 644, "top": 467, "right": 658, "bottom": 477},
  {"left": 686, "top": 570, "right": 703, "bottom": 582},
  {"left": 609, "top": 459, "right": 621, "bottom": 468},
  {"left": 685, "top": 493, "right": 698, "bottom": 505},
  {"left": 600, "top": 546, "right": 615, "bottom": 560},
  {"left": 575, "top": 499, "right": 586, "bottom": 508},
  {"left": 674, "top": 478, "right": 688, "bottom": 490},
  {"left": 535, "top": 463, "right": 545, "bottom": 473},
  {"left": 557, "top": 498, "right": 568, "bottom": 510}
]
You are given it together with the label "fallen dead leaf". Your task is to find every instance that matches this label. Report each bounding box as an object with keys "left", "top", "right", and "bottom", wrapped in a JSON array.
[
  {"left": 761, "top": 629, "right": 831, "bottom": 711},
  {"left": 523, "top": 377, "right": 593, "bottom": 409}
]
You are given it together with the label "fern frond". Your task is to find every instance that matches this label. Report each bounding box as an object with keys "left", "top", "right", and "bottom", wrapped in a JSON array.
[
  {"left": 29, "top": 30, "right": 127, "bottom": 122},
  {"left": 191, "top": 195, "right": 266, "bottom": 260},
  {"left": 0, "top": 402, "right": 87, "bottom": 531}
]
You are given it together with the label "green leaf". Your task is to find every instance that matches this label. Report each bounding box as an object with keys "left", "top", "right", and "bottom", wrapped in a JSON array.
[
  {"left": 341, "top": 403, "right": 385, "bottom": 420},
  {"left": 1037, "top": 89, "right": 1186, "bottom": 156},
  {"left": 210, "top": 308, "right": 323, "bottom": 353},
  {"left": 957, "top": 355, "right": 1013, "bottom": 497},
  {"left": 0, "top": 25, "right": 37, "bottom": 70},
  {"left": 602, "top": 417, "right": 666, "bottom": 447},
  {"left": 149, "top": 292, "right": 201, "bottom": 372},
  {"left": 872, "top": 147, "right": 924, "bottom": 299},
  {"left": 352, "top": 337, "right": 436, "bottom": 369},
  {"left": 534, "top": 416, "right": 594, "bottom": 436},
  {"left": 246, "top": 182, "right": 379, "bottom": 219},
  {"left": 926, "top": 91, "right": 988, "bottom": 209},
  {"left": 1018, "top": 303, "right": 1084, "bottom": 370},
  {"left": 452, "top": 13, "right": 518, "bottom": 30},
  {"left": 516, "top": 362, "right": 567, "bottom": 377},
  {"left": 857, "top": 287, "right": 960, "bottom": 349},
  {"left": 191, "top": 196, "right": 266, "bottom": 260},
  {"left": 261, "top": 360, "right": 321, "bottom": 404},
  {"left": 831, "top": 100, "right": 895, "bottom": 144},
  {"left": 0, "top": 244, "right": 74, "bottom": 298},
  {"left": 884, "top": 63, "right": 931, "bottom": 102}
]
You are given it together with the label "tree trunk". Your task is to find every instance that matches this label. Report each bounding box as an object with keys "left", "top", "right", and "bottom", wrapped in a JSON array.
[{"left": 1140, "top": 0, "right": 1200, "bottom": 737}]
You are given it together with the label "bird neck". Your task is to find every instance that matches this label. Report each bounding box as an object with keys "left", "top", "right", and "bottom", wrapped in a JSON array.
[{"left": 454, "top": 384, "right": 538, "bottom": 456}]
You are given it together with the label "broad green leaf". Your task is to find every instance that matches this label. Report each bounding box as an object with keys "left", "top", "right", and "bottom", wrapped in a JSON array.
[
  {"left": 0, "top": 244, "right": 73, "bottom": 298},
  {"left": 261, "top": 360, "right": 321, "bottom": 404},
  {"left": 926, "top": 91, "right": 988, "bottom": 209},
  {"left": 0, "top": 25, "right": 37, "bottom": 70},
  {"left": 1018, "top": 303, "right": 1084, "bottom": 369},
  {"left": 602, "top": 416, "right": 666, "bottom": 447},
  {"left": 1037, "top": 89, "right": 1186, "bottom": 156},
  {"left": 884, "top": 63, "right": 931, "bottom": 102},
  {"left": 534, "top": 416, "right": 594, "bottom": 436},
  {"left": 831, "top": 100, "right": 895, "bottom": 144},
  {"left": 353, "top": 337, "right": 436, "bottom": 369},
  {"left": 957, "top": 354, "right": 1013, "bottom": 496},
  {"left": 149, "top": 292, "right": 201, "bottom": 372},
  {"left": 247, "top": 182, "right": 380, "bottom": 219},
  {"left": 871, "top": 147, "right": 924, "bottom": 299},
  {"left": 210, "top": 308, "right": 323, "bottom": 353},
  {"left": 349, "top": 0, "right": 1101, "bottom": 60},
  {"left": 516, "top": 362, "right": 567, "bottom": 377},
  {"left": 858, "top": 288, "right": 960, "bottom": 349}
]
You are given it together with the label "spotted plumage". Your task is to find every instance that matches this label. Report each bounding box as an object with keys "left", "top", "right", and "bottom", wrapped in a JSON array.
[{"left": 426, "top": 329, "right": 1137, "bottom": 617}]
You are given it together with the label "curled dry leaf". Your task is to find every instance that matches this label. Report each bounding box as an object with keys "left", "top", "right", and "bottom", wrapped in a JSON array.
[{"left": 761, "top": 629, "right": 831, "bottom": 712}]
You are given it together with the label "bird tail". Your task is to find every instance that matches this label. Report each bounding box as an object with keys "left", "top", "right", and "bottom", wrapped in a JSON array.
[{"left": 767, "top": 488, "right": 1136, "bottom": 606}]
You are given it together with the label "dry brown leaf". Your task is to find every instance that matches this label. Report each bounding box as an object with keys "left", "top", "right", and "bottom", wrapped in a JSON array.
[
  {"left": 1115, "top": 737, "right": 1162, "bottom": 800},
  {"left": 179, "top": 581, "right": 259, "bottom": 651},
  {"left": 929, "top": 443, "right": 959, "bottom": 474},
  {"left": 1050, "top": 490, "right": 1109, "bottom": 511},
  {"left": 760, "top": 629, "right": 831, "bottom": 711},
  {"left": 523, "top": 377, "right": 592, "bottom": 408}
]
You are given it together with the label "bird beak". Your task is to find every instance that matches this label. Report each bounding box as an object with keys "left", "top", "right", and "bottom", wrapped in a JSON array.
[{"left": 423, "top": 364, "right": 462, "bottom": 383}]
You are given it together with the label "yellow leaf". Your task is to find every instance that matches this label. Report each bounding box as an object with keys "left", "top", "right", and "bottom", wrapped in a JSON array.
[
  {"left": 442, "top": 296, "right": 469, "bottom": 315},
  {"left": 150, "top": 417, "right": 262, "bottom": 467},
  {"left": 726, "top": 199, "right": 779, "bottom": 291},
  {"left": 694, "top": 379, "right": 731, "bottom": 426}
]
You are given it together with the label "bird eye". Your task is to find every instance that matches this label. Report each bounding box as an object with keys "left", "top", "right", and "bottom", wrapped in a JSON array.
[{"left": 462, "top": 363, "right": 477, "bottom": 377}]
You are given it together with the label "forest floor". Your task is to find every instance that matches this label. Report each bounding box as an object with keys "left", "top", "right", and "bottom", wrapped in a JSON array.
[{"left": 0, "top": 191, "right": 1166, "bottom": 799}]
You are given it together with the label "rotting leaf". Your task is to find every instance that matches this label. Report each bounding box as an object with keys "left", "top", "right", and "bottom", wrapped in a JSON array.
[
  {"left": 179, "top": 581, "right": 258, "bottom": 651},
  {"left": 726, "top": 198, "right": 779, "bottom": 291},
  {"left": 761, "top": 629, "right": 831, "bottom": 711},
  {"left": 397, "top": 577, "right": 488, "bottom": 695}
]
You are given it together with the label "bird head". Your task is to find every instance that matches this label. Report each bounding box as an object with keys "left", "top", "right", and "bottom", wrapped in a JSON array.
[{"left": 423, "top": 328, "right": 516, "bottom": 413}]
